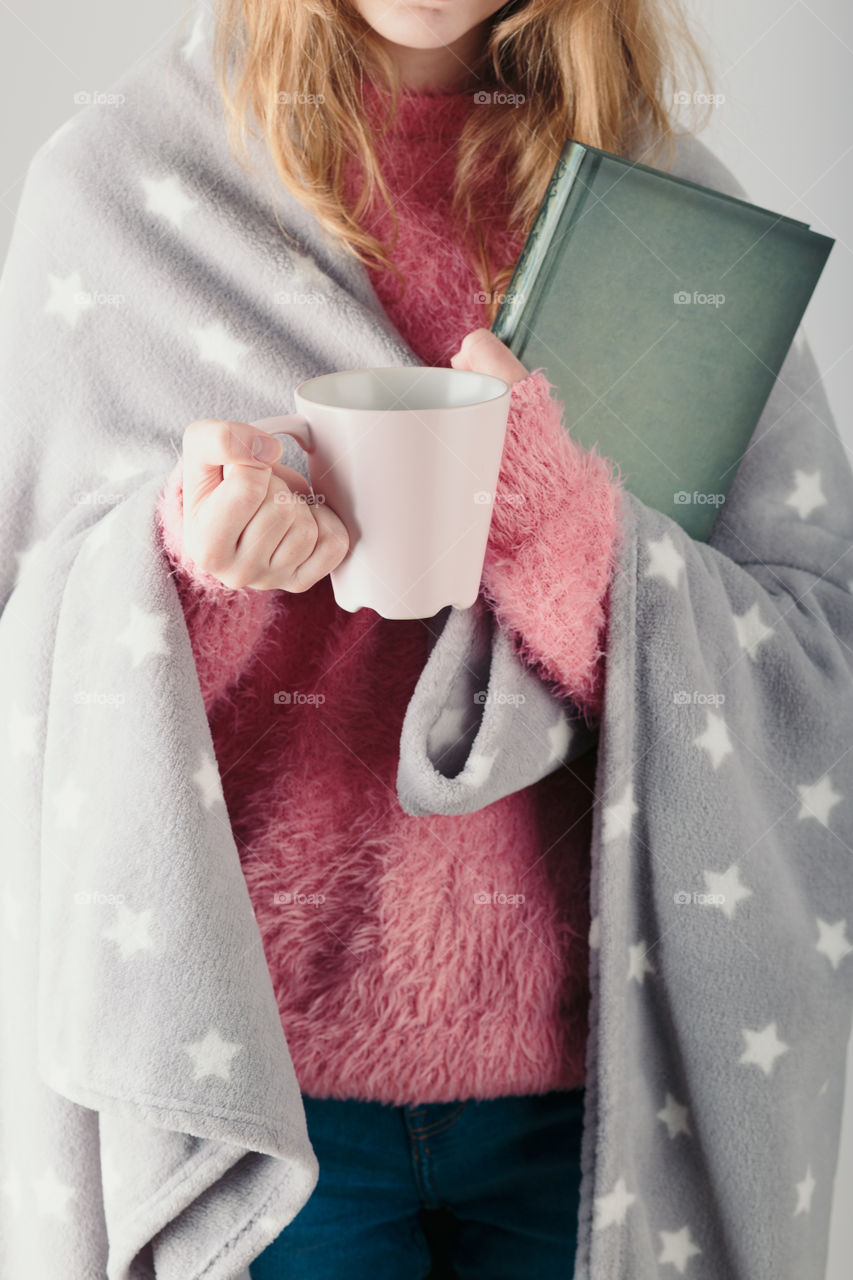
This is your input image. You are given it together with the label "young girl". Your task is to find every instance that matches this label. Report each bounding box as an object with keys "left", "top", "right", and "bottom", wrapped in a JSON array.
[{"left": 155, "top": 0, "right": 712, "bottom": 1276}]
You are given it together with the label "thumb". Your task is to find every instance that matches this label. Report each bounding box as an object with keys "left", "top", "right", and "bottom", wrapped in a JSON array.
[{"left": 183, "top": 418, "right": 284, "bottom": 498}]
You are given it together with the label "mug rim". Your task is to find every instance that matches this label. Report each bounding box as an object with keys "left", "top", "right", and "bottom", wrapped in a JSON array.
[{"left": 295, "top": 365, "right": 510, "bottom": 411}]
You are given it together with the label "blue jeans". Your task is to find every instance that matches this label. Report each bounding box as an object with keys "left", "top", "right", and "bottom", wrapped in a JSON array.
[{"left": 249, "top": 1087, "right": 585, "bottom": 1279}]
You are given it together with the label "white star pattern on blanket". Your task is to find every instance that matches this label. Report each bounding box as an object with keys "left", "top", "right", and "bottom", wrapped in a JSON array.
[
  {"left": 814, "top": 917, "right": 853, "bottom": 969},
  {"left": 739, "top": 1022, "right": 789, "bottom": 1076},
  {"left": 602, "top": 782, "right": 638, "bottom": 843},
  {"left": 194, "top": 749, "right": 226, "bottom": 809},
  {"left": 628, "top": 941, "right": 656, "bottom": 984},
  {"left": 141, "top": 175, "right": 197, "bottom": 230},
  {"left": 692, "top": 708, "right": 733, "bottom": 769},
  {"left": 594, "top": 1175, "right": 636, "bottom": 1230},
  {"left": 183, "top": 1028, "right": 243, "bottom": 1082},
  {"left": 796, "top": 774, "right": 843, "bottom": 828},
  {"left": 656, "top": 1092, "right": 692, "bottom": 1139},
  {"left": 102, "top": 903, "right": 156, "bottom": 960},
  {"left": 785, "top": 468, "right": 826, "bottom": 520},
  {"left": 732, "top": 602, "right": 774, "bottom": 660},
  {"left": 98, "top": 450, "right": 156, "bottom": 487},
  {"left": 703, "top": 864, "right": 752, "bottom": 920},
  {"left": 658, "top": 1224, "right": 702, "bottom": 1273},
  {"left": 189, "top": 321, "right": 249, "bottom": 373},
  {"left": 644, "top": 534, "right": 686, "bottom": 588},
  {"left": 116, "top": 604, "right": 170, "bottom": 666},
  {"left": 794, "top": 1165, "right": 816, "bottom": 1215},
  {"left": 545, "top": 711, "right": 572, "bottom": 763},
  {"left": 44, "top": 269, "right": 94, "bottom": 327}
]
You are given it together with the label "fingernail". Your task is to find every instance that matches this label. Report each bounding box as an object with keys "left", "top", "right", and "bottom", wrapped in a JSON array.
[{"left": 252, "top": 435, "right": 281, "bottom": 462}]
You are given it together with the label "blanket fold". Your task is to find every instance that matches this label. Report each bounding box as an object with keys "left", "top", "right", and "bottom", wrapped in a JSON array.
[{"left": 1, "top": 1, "right": 852, "bottom": 1277}]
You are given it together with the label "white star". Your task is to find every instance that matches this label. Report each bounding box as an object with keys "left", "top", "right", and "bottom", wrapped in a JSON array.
[
  {"left": 797, "top": 775, "right": 843, "bottom": 829},
  {"left": 815, "top": 918, "right": 853, "bottom": 970},
  {"left": 732, "top": 602, "right": 774, "bottom": 661},
  {"left": 546, "top": 712, "right": 572, "bottom": 764},
  {"left": 656, "top": 1092, "right": 692, "bottom": 1139},
  {"left": 462, "top": 752, "right": 496, "bottom": 787},
  {"left": 44, "top": 269, "right": 94, "bottom": 327},
  {"left": 3, "top": 886, "right": 22, "bottom": 937},
  {"left": 183, "top": 1026, "right": 243, "bottom": 1082},
  {"left": 589, "top": 915, "right": 600, "bottom": 949},
  {"left": 189, "top": 321, "right": 249, "bottom": 374},
  {"left": 102, "top": 903, "right": 155, "bottom": 960},
  {"left": 141, "top": 174, "right": 197, "bottom": 230},
  {"left": 628, "top": 940, "right": 656, "bottom": 985},
  {"left": 182, "top": 12, "right": 205, "bottom": 59},
  {"left": 116, "top": 604, "right": 170, "bottom": 666},
  {"left": 98, "top": 450, "right": 154, "bottom": 486},
  {"left": 8, "top": 702, "right": 38, "bottom": 757},
  {"left": 794, "top": 1165, "right": 816, "bottom": 1215},
  {"left": 785, "top": 468, "right": 826, "bottom": 520},
  {"left": 194, "top": 749, "right": 225, "bottom": 809},
  {"left": 428, "top": 705, "right": 467, "bottom": 757},
  {"left": 702, "top": 864, "right": 752, "bottom": 920},
  {"left": 658, "top": 1224, "right": 702, "bottom": 1274},
  {"left": 14, "top": 534, "right": 50, "bottom": 585},
  {"left": 739, "top": 1022, "right": 789, "bottom": 1076},
  {"left": 54, "top": 773, "right": 86, "bottom": 829},
  {"left": 602, "top": 782, "right": 638, "bottom": 844},
  {"left": 31, "top": 1165, "right": 76, "bottom": 1222},
  {"left": 1, "top": 1166, "right": 23, "bottom": 1214},
  {"left": 644, "top": 534, "right": 685, "bottom": 589},
  {"left": 594, "top": 1174, "right": 636, "bottom": 1230},
  {"left": 693, "top": 709, "right": 733, "bottom": 770}
]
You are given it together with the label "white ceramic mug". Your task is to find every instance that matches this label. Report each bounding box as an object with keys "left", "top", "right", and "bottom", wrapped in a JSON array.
[{"left": 251, "top": 366, "right": 511, "bottom": 619}]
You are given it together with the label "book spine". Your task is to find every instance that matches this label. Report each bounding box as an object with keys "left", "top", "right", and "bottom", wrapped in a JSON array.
[{"left": 491, "top": 141, "right": 586, "bottom": 352}]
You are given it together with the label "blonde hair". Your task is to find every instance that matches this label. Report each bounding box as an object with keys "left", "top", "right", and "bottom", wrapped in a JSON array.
[{"left": 211, "top": 0, "right": 715, "bottom": 328}]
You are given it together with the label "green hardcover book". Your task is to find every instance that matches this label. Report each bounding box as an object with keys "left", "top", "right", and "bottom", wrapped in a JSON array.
[{"left": 491, "top": 140, "right": 835, "bottom": 541}]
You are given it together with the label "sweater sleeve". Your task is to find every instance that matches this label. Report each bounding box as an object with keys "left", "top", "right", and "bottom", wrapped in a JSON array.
[
  {"left": 479, "top": 368, "right": 628, "bottom": 725},
  {"left": 155, "top": 456, "right": 280, "bottom": 714}
]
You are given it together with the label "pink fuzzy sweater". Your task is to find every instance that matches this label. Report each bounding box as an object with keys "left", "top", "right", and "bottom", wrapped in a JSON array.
[{"left": 155, "top": 80, "right": 626, "bottom": 1105}]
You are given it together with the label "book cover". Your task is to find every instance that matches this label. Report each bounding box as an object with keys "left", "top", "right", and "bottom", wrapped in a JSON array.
[{"left": 492, "top": 141, "right": 834, "bottom": 541}]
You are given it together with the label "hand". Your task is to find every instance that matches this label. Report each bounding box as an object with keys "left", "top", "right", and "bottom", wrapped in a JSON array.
[
  {"left": 449, "top": 327, "right": 529, "bottom": 386},
  {"left": 180, "top": 419, "right": 350, "bottom": 592}
]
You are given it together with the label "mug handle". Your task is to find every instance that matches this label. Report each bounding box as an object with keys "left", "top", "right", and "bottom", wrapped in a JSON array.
[{"left": 249, "top": 413, "right": 313, "bottom": 454}]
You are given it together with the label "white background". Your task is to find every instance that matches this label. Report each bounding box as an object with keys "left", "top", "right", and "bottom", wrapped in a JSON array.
[{"left": 1, "top": 2, "right": 851, "bottom": 1275}]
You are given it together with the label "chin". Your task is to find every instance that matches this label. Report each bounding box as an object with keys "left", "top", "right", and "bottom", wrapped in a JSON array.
[{"left": 373, "top": 7, "right": 467, "bottom": 50}]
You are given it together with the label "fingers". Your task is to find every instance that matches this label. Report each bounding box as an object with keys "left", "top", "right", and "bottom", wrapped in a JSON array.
[
  {"left": 267, "top": 496, "right": 351, "bottom": 593},
  {"left": 179, "top": 417, "right": 349, "bottom": 592},
  {"left": 181, "top": 419, "right": 284, "bottom": 568}
]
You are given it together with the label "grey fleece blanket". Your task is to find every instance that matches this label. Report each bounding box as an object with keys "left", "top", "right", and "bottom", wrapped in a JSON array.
[{"left": 1, "top": 1, "right": 852, "bottom": 1276}]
